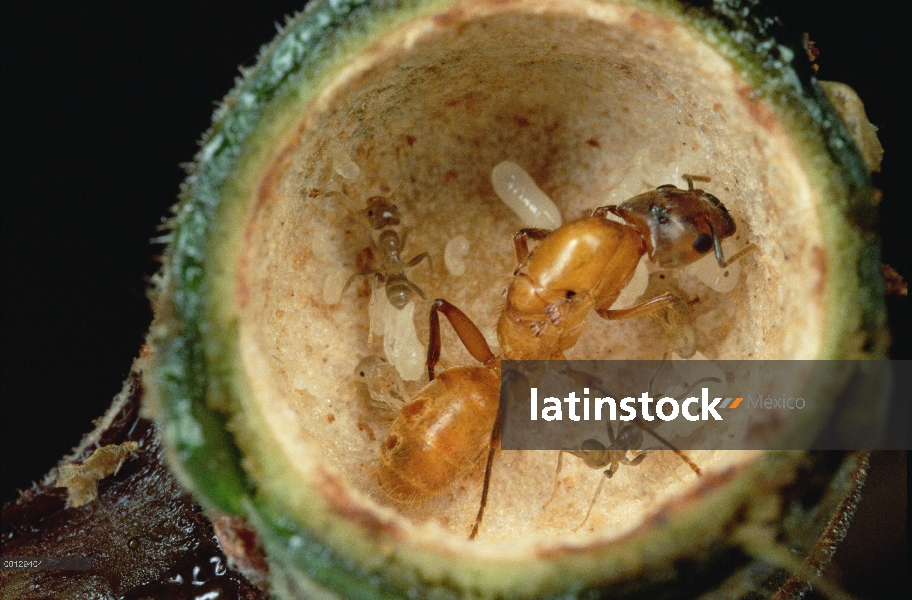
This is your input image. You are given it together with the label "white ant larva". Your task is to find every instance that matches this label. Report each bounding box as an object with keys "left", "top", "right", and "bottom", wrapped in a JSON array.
[
  {"left": 331, "top": 148, "right": 361, "bottom": 180},
  {"left": 491, "top": 160, "right": 562, "bottom": 229}
]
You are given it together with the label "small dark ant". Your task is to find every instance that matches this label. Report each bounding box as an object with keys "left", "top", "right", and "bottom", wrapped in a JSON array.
[
  {"left": 542, "top": 362, "right": 718, "bottom": 531},
  {"left": 341, "top": 228, "right": 431, "bottom": 310},
  {"left": 325, "top": 190, "right": 430, "bottom": 310}
]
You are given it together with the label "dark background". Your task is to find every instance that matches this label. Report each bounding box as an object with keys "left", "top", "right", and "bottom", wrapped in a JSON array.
[{"left": 2, "top": 1, "right": 908, "bottom": 597}]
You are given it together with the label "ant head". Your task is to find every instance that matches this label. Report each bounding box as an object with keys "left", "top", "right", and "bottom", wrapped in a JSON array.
[
  {"left": 364, "top": 196, "right": 401, "bottom": 229},
  {"left": 611, "top": 185, "right": 736, "bottom": 268}
]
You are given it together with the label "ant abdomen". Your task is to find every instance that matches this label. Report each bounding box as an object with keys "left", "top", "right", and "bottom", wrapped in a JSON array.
[{"left": 377, "top": 366, "right": 500, "bottom": 502}]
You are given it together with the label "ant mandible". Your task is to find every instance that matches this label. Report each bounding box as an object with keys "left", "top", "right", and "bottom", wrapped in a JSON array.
[{"left": 377, "top": 175, "right": 754, "bottom": 539}]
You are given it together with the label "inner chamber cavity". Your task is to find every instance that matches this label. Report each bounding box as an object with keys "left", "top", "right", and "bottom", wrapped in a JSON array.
[{"left": 237, "top": 6, "right": 818, "bottom": 545}]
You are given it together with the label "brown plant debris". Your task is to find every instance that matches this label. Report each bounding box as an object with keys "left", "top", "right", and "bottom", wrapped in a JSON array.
[
  {"left": 819, "top": 80, "right": 884, "bottom": 173},
  {"left": 55, "top": 442, "right": 140, "bottom": 507},
  {"left": 882, "top": 263, "right": 908, "bottom": 297},
  {"left": 802, "top": 33, "right": 820, "bottom": 74}
]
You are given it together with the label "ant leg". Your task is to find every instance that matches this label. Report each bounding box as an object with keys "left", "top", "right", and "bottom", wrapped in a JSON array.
[
  {"left": 406, "top": 279, "right": 428, "bottom": 302},
  {"left": 600, "top": 291, "right": 697, "bottom": 356},
  {"left": 469, "top": 411, "right": 500, "bottom": 540},
  {"left": 650, "top": 357, "right": 721, "bottom": 403},
  {"left": 338, "top": 270, "right": 377, "bottom": 301},
  {"left": 513, "top": 228, "right": 552, "bottom": 265},
  {"left": 405, "top": 251, "right": 432, "bottom": 272},
  {"left": 321, "top": 190, "right": 360, "bottom": 215},
  {"left": 718, "top": 241, "right": 758, "bottom": 268},
  {"left": 639, "top": 361, "right": 711, "bottom": 476},
  {"left": 542, "top": 450, "right": 568, "bottom": 510},
  {"left": 620, "top": 451, "right": 651, "bottom": 467},
  {"left": 398, "top": 227, "right": 409, "bottom": 252},
  {"left": 573, "top": 460, "right": 618, "bottom": 533},
  {"left": 339, "top": 272, "right": 361, "bottom": 299},
  {"left": 427, "top": 299, "right": 495, "bottom": 381},
  {"left": 631, "top": 416, "right": 701, "bottom": 476},
  {"left": 322, "top": 190, "right": 382, "bottom": 239},
  {"left": 593, "top": 204, "right": 643, "bottom": 220},
  {"left": 572, "top": 473, "right": 607, "bottom": 532},
  {"left": 648, "top": 352, "right": 670, "bottom": 392},
  {"left": 470, "top": 369, "right": 526, "bottom": 539},
  {"left": 595, "top": 292, "right": 678, "bottom": 321}
]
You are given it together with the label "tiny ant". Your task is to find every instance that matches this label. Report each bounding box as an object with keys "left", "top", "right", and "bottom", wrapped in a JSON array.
[
  {"left": 354, "top": 354, "right": 407, "bottom": 414},
  {"left": 324, "top": 190, "right": 430, "bottom": 311},
  {"left": 542, "top": 362, "right": 717, "bottom": 532},
  {"left": 341, "top": 228, "right": 432, "bottom": 310}
]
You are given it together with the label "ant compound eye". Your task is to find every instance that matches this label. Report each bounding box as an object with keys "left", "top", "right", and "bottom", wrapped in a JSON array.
[
  {"left": 693, "top": 233, "right": 713, "bottom": 254},
  {"left": 566, "top": 290, "right": 576, "bottom": 299}
]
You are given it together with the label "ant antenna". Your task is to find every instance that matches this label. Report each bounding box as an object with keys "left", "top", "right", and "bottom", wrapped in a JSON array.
[{"left": 640, "top": 356, "right": 721, "bottom": 475}]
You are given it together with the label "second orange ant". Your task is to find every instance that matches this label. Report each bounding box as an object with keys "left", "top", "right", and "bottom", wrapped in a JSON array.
[{"left": 376, "top": 175, "right": 755, "bottom": 538}]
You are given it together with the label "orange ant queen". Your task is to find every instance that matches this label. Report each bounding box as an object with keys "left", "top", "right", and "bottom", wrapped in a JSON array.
[{"left": 377, "top": 175, "right": 755, "bottom": 538}]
